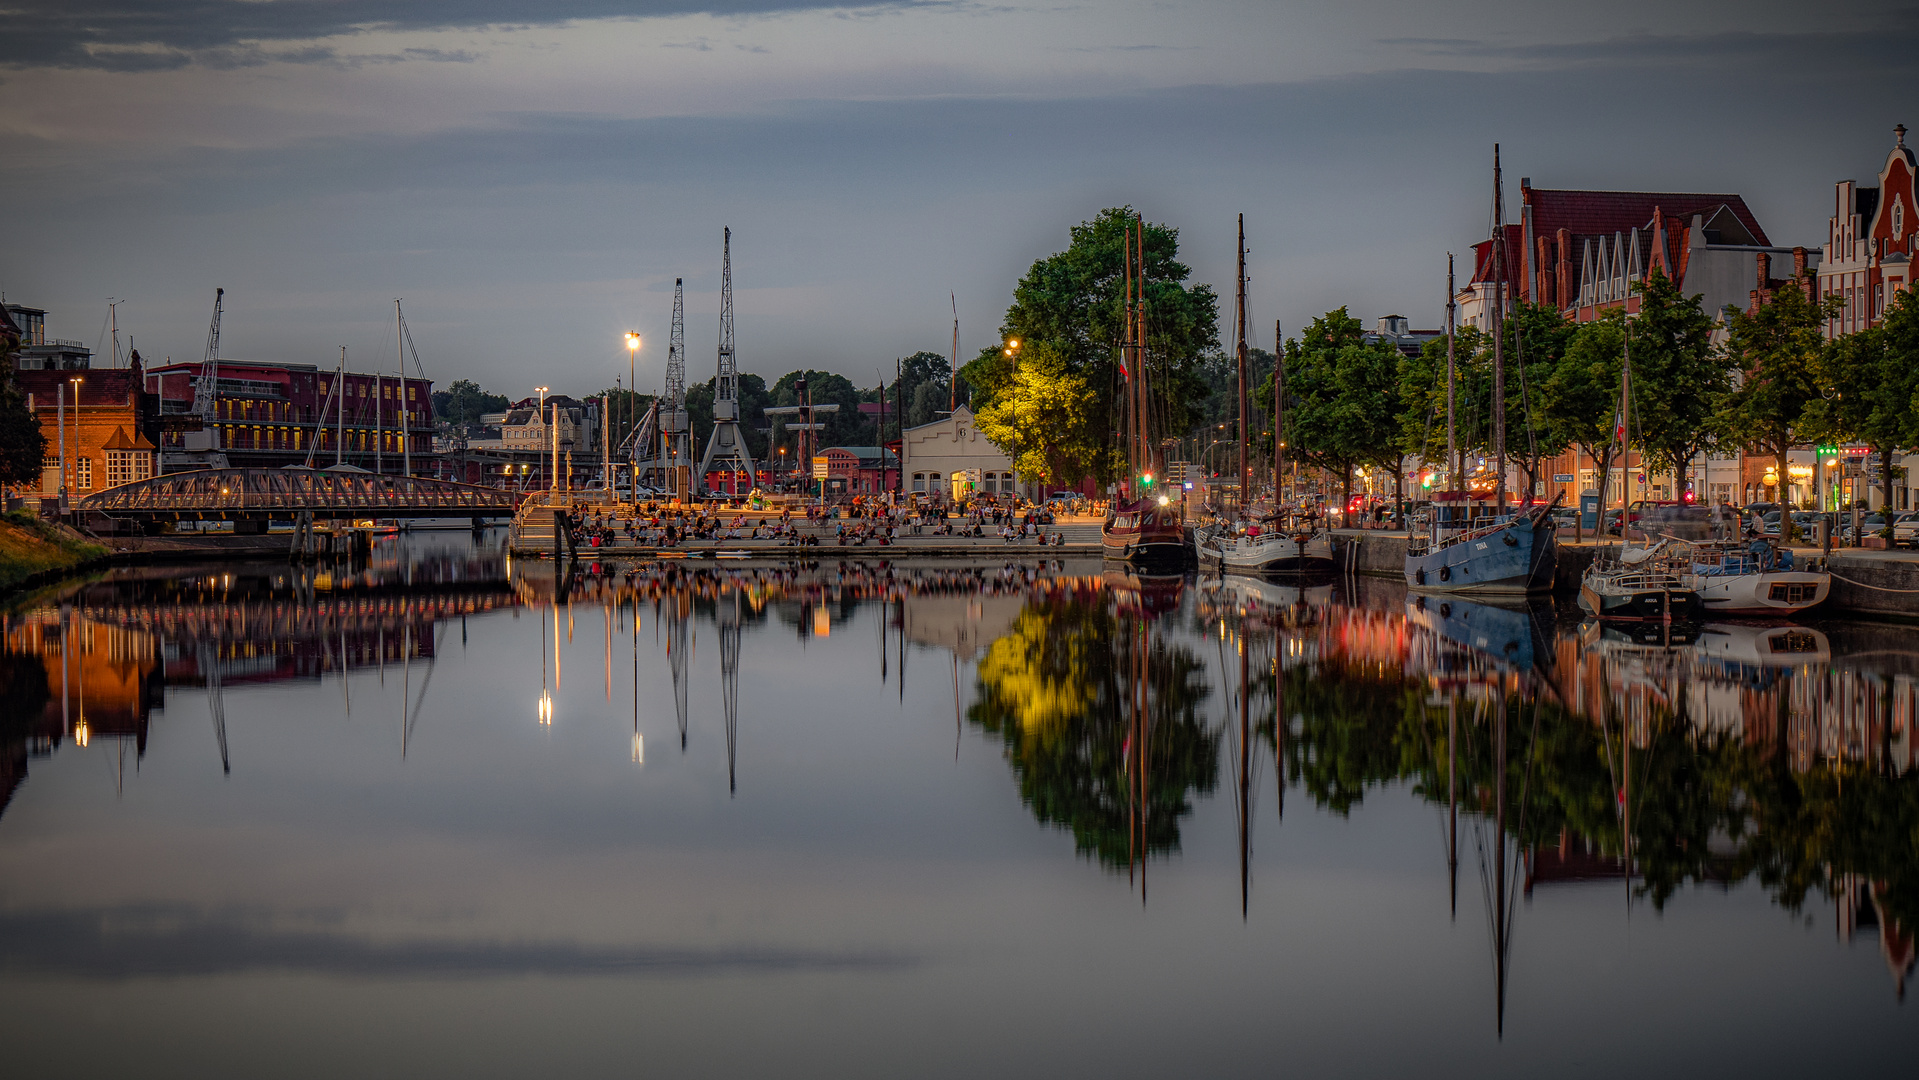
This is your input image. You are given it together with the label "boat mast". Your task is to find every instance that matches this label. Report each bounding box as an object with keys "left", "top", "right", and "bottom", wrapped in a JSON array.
[
  {"left": 1274, "top": 319, "right": 1284, "bottom": 509},
  {"left": 334, "top": 348, "right": 346, "bottom": 466},
  {"left": 1620, "top": 331, "right": 1633, "bottom": 551},
  {"left": 1447, "top": 254, "right": 1459, "bottom": 496},
  {"left": 1124, "top": 227, "right": 1137, "bottom": 486},
  {"left": 395, "top": 300, "right": 409, "bottom": 478},
  {"left": 1490, "top": 145, "right": 1508, "bottom": 513},
  {"left": 1236, "top": 213, "right": 1248, "bottom": 516}
]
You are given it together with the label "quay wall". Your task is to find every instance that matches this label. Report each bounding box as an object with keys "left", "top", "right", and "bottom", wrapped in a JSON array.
[{"left": 1825, "top": 553, "right": 1919, "bottom": 621}]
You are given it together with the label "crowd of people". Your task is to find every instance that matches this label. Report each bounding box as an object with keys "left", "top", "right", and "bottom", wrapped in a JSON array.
[{"left": 558, "top": 496, "right": 1069, "bottom": 550}]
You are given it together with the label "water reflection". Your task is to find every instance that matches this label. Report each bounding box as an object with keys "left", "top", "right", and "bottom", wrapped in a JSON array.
[{"left": 4, "top": 544, "right": 1917, "bottom": 1036}]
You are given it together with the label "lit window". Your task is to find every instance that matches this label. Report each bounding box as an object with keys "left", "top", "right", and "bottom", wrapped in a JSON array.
[{"left": 74, "top": 457, "right": 93, "bottom": 490}]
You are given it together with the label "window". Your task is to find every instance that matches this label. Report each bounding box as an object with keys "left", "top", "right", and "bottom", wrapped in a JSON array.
[
  {"left": 912, "top": 473, "right": 926, "bottom": 492},
  {"left": 74, "top": 457, "right": 92, "bottom": 490}
]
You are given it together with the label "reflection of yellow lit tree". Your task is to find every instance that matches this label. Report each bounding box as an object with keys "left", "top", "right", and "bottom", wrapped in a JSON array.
[
  {"left": 969, "top": 595, "right": 1215, "bottom": 868},
  {"left": 973, "top": 341, "right": 1115, "bottom": 494}
]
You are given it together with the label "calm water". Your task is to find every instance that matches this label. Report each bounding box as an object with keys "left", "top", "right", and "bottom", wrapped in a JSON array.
[{"left": 1, "top": 536, "right": 1913, "bottom": 1077}]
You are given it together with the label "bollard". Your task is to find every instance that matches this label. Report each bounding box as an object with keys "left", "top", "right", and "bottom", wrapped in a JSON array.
[{"left": 1820, "top": 515, "right": 1832, "bottom": 558}]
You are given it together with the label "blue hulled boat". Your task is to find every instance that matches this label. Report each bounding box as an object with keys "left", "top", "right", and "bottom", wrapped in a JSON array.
[{"left": 1404, "top": 494, "right": 1558, "bottom": 596}]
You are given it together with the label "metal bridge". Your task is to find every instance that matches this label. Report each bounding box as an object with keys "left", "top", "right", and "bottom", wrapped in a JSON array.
[{"left": 76, "top": 468, "right": 522, "bottom": 522}]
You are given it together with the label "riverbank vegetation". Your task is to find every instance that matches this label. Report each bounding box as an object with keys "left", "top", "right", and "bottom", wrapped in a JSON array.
[{"left": 0, "top": 511, "right": 107, "bottom": 593}]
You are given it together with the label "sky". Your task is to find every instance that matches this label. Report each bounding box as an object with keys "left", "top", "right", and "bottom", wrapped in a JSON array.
[{"left": 4, "top": 0, "right": 1918, "bottom": 400}]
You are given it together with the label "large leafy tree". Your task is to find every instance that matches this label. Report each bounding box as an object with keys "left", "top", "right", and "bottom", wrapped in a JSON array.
[
  {"left": 973, "top": 340, "right": 1106, "bottom": 490},
  {"left": 1803, "top": 293, "right": 1919, "bottom": 522},
  {"left": 0, "top": 328, "right": 47, "bottom": 486},
  {"left": 886, "top": 350, "right": 960, "bottom": 432},
  {"left": 1538, "top": 313, "right": 1626, "bottom": 509},
  {"left": 1396, "top": 304, "right": 1568, "bottom": 500},
  {"left": 1269, "top": 308, "right": 1400, "bottom": 510},
  {"left": 1718, "top": 279, "right": 1843, "bottom": 531},
  {"left": 1626, "top": 269, "right": 1730, "bottom": 490},
  {"left": 961, "top": 207, "right": 1219, "bottom": 486}
]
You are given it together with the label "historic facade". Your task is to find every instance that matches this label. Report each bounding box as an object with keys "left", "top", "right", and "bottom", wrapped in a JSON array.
[
  {"left": 899, "top": 405, "right": 1017, "bottom": 501},
  {"left": 1818, "top": 125, "right": 1919, "bottom": 338}
]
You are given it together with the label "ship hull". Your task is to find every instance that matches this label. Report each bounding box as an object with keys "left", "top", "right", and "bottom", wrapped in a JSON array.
[
  {"left": 1196, "top": 526, "right": 1336, "bottom": 575},
  {"left": 1692, "top": 570, "right": 1829, "bottom": 617},
  {"left": 1404, "top": 518, "right": 1557, "bottom": 595}
]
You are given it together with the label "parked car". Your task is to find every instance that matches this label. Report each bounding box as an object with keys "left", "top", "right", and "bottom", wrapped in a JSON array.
[
  {"left": 1893, "top": 512, "right": 1919, "bottom": 547},
  {"left": 1838, "top": 511, "right": 1904, "bottom": 544}
]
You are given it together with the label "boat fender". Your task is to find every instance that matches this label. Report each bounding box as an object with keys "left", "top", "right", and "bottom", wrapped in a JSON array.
[
  {"left": 1438, "top": 564, "right": 1451, "bottom": 581},
  {"left": 1414, "top": 595, "right": 1426, "bottom": 610},
  {"left": 1439, "top": 603, "right": 1451, "bottom": 618},
  {"left": 1502, "top": 531, "right": 1519, "bottom": 547},
  {"left": 1415, "top": 567, "right": 1426, "bottom": 585}
]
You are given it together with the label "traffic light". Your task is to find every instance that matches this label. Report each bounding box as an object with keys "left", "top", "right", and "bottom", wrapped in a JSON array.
[
  {"left": 1140, "top": 472, "right": 1154, "bottom": 487},
  {"left": 1420, "top": 472, "right": 1434, "bottom": 489}
]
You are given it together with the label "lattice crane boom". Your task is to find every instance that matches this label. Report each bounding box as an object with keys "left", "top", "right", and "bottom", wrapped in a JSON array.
[{"left": 193, "top": 287, "right": 224, "bottom": 421}]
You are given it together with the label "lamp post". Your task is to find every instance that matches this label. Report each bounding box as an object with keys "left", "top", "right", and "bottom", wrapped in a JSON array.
[
  {"left": 623, "top": 332, "right": 641, "bottom": 464},
  {"left": 1003, "top": 339, "right": 1021, "bottom": 502},
  {"left": 534, "top": 386, "right": 550, "bottom": 492}
]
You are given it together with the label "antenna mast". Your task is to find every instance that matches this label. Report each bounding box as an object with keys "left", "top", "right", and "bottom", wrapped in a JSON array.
[
  {"left": 697, "top": 229, "right": 758, "bottom": 494},
  {"left": 950, "top": 293, "right": 959, "bottom": 413}
]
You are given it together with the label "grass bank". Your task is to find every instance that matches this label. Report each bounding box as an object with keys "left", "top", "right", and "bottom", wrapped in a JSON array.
[{"left": 0, "top": 511, "right": 108, "bottom": 593}]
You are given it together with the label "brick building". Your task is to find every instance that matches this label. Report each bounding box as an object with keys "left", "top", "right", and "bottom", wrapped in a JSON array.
[
  {"left": 2, "top": 303, "right": 162, "bottom": 499},
  {"left": 144, "top": 359, "right": 433, "bottom": 473},
  {"left": 1818, "top": 125, "right": 1919, "bottom": 338},
  {"left": 820, "top": 446, "right": 899, "bottom": 497},
  {"left": 1451, "top": 178, "right": 1821, "bottom": 509}
]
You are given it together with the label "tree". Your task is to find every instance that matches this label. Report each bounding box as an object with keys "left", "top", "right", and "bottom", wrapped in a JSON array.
[
  {"left": 1501, "top": 301, "right": 1577, "bottom": 498},
  {"left": 1803, "top": 293, "right": 1919, "bottom": 524},
  {"left": 1269, "top": 308, "right": 1400, "bottom": 511},
  {"left": 1625, "top": 269, "right": 1730, "bottom": 492},
  {"left": 960, "top": 207, "right": 1219, "bottom": 486},
  {"left": 887, "top": 351, "right": 956, "bottom": 431},
  {"left": 0, "top": 328, "right": 47, "bottom": 486},
  {"left": 685, "top": 373, "right": 774, "bottom": 461},
  {"left": 431, "top": 379, "right": 509, "bottom": 433},
  {"left": 1719, "top": 279, "right": 1843, "bottom": 531},
  {"left": 767, "top": 369, "right": 864, "bottom": 452},
  {"left": 973, "top": 340, "right": 1107, "bottom": 491},
  {"left": 1538, "top": 313, "right": 1625, "bottom": 511}
]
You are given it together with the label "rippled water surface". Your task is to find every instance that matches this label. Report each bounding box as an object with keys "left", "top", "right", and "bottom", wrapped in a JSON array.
[{"left": 0, "top": 535, "right": 1912, "bottom": 1077}]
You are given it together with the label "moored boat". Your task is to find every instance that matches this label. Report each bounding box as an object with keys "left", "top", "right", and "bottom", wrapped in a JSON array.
[
  {"left": 1405, "top": 496, "right": 1559, "bottom": 595},
  {"left": 1102, "top": 500, "right": 1188, "bottom": 565},
  {"left": 1578, "top": 543, "right": 1703, "bottom": 622},
  {"left": 1682, "top": 540, "right": 1828, "bottom": 617},
  {"left": 1195, "top": 514, "right": 1335, "bottom": 575}
]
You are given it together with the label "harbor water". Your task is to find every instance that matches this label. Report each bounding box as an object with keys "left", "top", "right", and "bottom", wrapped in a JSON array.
[{"left": 0, "top": 533, "right": 1912, "bottom": 1077}]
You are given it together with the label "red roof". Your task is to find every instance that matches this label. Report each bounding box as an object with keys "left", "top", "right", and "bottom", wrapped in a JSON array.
[
  {"left": 1470, "top": 188, "right": 1772, "bottom": 284},
  {"left": 1527, "top": 188, "right": 1769, "bottom": 246}
]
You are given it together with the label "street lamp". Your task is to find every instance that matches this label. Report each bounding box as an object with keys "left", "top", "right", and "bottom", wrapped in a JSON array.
[
  {"left": 623, "top": 332, "right": 641, "bottom": 460},
  {"left": 1004, "top": 339, "right": 1022, "bottom": 501}
]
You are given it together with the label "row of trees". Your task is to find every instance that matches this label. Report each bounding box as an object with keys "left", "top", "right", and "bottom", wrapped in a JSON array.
[{"left": 1269, "top": 268, "right": 1919, "bottom": 538}]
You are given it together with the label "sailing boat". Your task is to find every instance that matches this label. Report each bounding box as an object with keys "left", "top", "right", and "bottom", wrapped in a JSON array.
[
  {"left": 1404, "top": 148, "right": 1559, "bottom": 595},
  {"left": 1102, "top": 214, "right": 1189, "bottom": 565},
  {"left": 1196, "top": 217, "right": 1335, "bottom": 575},
  {"left": 1577, "top": 308, "right": 1703, "bottom": 622}
]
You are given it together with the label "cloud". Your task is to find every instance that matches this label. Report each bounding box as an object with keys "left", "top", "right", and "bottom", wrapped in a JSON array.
[
  {"left": 0, "top": 0, "right": 927, "bottom": 71},
  {"left": 1386, "top": 25, "right": 1919, "bottom": 70},
  {"left": 0, "top": 904, "right": 912, "bottom": 979}
]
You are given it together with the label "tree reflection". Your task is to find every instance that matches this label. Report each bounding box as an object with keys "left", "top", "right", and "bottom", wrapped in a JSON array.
[
  {"left": 1267, "top": 610, "right": 1919, "bottom": 965},
  {"left": 969, "top": 592, "right": 1216, "bottom": 869}
]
